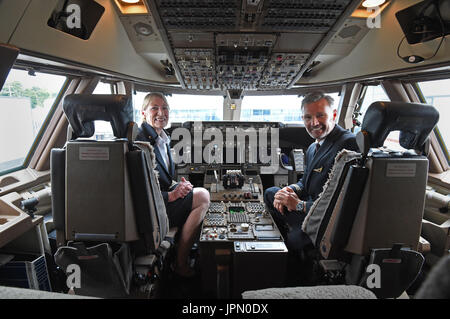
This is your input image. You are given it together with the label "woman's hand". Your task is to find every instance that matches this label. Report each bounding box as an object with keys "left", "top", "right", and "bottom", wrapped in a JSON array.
[{"left": 168, "top": 177, "right": 193, "bottom": 202}]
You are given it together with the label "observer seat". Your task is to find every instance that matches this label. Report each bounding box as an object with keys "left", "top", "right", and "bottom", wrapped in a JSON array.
[{"left": 50, "top": 94, "right": 176, "bottom": 298}]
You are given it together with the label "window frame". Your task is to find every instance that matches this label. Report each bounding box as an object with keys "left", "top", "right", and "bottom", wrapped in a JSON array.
[{"left": 413, "top": 81, "right": 450, "bottom": 166}]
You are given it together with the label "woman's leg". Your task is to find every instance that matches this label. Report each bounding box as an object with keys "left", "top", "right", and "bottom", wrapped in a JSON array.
[{"left": 175, "top": 187, "right": 210, "bottom": 276}]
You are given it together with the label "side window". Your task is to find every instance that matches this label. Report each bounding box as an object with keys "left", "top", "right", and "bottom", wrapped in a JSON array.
[
  {"left": 132, "top": 91, "right": 148, "bottom": 125},
  {"left": 92, "top": 81, "right": 114, "bottom": 140},
  {"left": 356, "top": 85, "right": 402, "bottom": 151},
  {"left": 357, "top": 84, "right": 390, "bottom": 122},
  {"left": 0, "top": 69, "right": 66, "bottom": 175},
  {"left": 92, "top": 81, "right": 111, "bottom": 94},
  {"left": 418, "top": 79, "right": 450, "bottom": 155}
]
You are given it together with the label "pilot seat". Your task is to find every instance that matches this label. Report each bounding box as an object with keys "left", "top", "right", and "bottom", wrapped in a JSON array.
[
  {"left": 50, "top": 94, "right": 175, "bottom": 298},
  {"left": 244, "top": 101, "right": 439, "bottom": 299}
]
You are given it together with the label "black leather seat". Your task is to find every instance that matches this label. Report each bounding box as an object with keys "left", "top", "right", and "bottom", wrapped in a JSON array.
[{"left": 300, "top": 101, "right": 439, "bottom": 298}]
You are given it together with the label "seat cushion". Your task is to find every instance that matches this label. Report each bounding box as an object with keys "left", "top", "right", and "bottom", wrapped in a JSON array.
[{"left": 242, "top": 285, "right": 377, "bottom": 299}]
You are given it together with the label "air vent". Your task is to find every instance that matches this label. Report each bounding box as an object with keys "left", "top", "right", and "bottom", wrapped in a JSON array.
[{"left": 338, "top": 24, "right": 362, "bottom": 39}]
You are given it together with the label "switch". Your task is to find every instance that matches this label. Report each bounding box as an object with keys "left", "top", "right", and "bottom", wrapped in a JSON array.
[{"left": 241, "top": 223, "right": 249, "bottom": 231}]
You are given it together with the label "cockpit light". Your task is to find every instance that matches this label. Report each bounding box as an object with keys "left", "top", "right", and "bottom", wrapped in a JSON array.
[
  {"left": 114, "top": 0, "right": 148, "bottom": 14},
  {"left": 362, "top": 0, "right": 386, "bottom": 7}
]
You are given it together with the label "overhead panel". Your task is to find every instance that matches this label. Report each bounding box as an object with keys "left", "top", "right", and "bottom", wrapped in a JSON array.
[
  {"left": 260, "top": 0, "right": 348, "bottom": 32},
  {"left": 149, "top": 0, "right": 354, "bottom": 91},
  {"left": 215, "top": 33, "right": 275, "bottom": 90},
  {"left": 157, "top": 0, "right": 240, "bottom": 31},
  {"left": 174, "top": 48, "right": 215, "bottom": 90}
]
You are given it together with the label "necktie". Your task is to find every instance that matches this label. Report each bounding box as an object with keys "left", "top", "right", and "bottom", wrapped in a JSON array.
[{"left": 315, "top": 142, "right": 320, "bottom": 155}]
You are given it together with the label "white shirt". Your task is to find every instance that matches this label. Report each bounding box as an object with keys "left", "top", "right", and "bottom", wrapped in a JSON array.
[{"left": 156, "top": 130, "right": 170, "bottom": 170}]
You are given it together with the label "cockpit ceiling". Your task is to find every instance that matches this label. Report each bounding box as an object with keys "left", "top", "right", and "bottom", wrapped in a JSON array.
[{"left": 147, "top": 0, "right": 358, "bottom": 91}]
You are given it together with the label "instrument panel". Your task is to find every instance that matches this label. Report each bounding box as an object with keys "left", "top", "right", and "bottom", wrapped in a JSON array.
[
  {"left": 200, "top": 170, "right": 282, "bottom": 243},
  {"left": 199, "top": 168, "right": 288, "bottom": 298}
]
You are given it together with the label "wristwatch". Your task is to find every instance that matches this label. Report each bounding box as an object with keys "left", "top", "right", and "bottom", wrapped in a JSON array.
[{"left": 296, "top": 200, "right": 305, "bottom": 213}]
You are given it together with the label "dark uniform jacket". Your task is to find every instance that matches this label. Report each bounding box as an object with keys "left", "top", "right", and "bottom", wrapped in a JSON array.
[
  {"left": 136, "top": 122, "right": 175, "bottom": 204},
  {"left": 291, "top": 124, "right": 359, "bottom": 212}
]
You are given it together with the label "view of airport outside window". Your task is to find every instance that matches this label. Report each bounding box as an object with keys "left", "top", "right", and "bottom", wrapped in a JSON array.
[
  {"left": 0, "top": 69, "right": 66, "bottom": 174},
  {"left": 418, "top": 79, "right": 450, "bottom": 154},
  {"left": 241, "top": 92, "right": 341, "bottom": 123},
  {"left": 358, "top": 85, "right": 390, "bottom": 118},
  {"left": 357, "top": 85, "right": 403, "bottom": 151}
]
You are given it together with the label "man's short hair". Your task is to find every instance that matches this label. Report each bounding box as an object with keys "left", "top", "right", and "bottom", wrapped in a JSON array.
[
  {"left": 142, "top": 92, "right": 169, "bottom": 112},
  {"left": 301, "top": 91, "right": 334, "bottom": 110}
]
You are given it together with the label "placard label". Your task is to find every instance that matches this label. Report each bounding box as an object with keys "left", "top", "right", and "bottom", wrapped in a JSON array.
[
  {"left": 386, "top": 163, "right": 416, "bottom": 177},
  {"left": 79, "top": 147, "right": 109, "bottom": 161}
]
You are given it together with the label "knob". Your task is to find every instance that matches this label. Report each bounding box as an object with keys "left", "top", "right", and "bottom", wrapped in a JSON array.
[{"left": 241, "top": 223, "right": 249, "bottom": 232}]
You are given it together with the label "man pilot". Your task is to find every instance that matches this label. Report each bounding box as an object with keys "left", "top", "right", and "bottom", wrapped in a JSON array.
[{"left": 264, "top": 91, "right": 359, "bottom": 255}]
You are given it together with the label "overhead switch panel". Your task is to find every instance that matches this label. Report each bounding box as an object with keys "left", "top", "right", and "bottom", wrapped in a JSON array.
[{"left": 151, "top": 0, "right": 354, "bottom": 90}]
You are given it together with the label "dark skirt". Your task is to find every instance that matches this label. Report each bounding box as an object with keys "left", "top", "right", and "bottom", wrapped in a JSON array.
[{"left": 166, "top": 189, "right": 194, "bottom": 228}]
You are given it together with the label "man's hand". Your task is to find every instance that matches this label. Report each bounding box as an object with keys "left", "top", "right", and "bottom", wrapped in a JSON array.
[
  {"left": 168, "top": 177, "right": 193, "bottom": 202},
  {"left": 273, "top": 187, "right": 301, "bottom": 214}
]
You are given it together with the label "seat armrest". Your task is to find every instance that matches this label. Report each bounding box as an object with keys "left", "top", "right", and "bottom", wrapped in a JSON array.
[
  {"left": 165, "top": 227, "right": 179, "bottom": 243},
  {"left": 418, "top": 236, "right": 431, "bottom": 254},
  {"left": 156, "top": 227, "right": 179, "bottom": 260},
  {"left": 135, "top": 254, "right": 157, "bottom": 267},
  {"left": 421, "top": 219, "right": 450, "bottom": 257}
]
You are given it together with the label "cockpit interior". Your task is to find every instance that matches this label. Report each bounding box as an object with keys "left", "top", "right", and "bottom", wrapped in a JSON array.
[{"left": 0, "top": 0, "right": 449, "bottom": 302}]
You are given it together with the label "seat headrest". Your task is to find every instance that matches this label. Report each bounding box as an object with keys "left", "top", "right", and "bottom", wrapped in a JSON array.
[
  {"left": 357, "top": 101, "right": 439, "bottom": 154},
  {"left": 63, "top": 94, "right": 134, "bottom": 139}
]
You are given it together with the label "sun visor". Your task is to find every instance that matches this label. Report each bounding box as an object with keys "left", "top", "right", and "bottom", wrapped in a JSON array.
[{"left": 0, "top": 44, "right": 19, "bottom": 92}]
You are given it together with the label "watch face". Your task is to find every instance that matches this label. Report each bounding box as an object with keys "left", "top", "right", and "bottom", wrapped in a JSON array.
[{"left": 297, "top": 201, "right": 304, "bottom": 212}]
